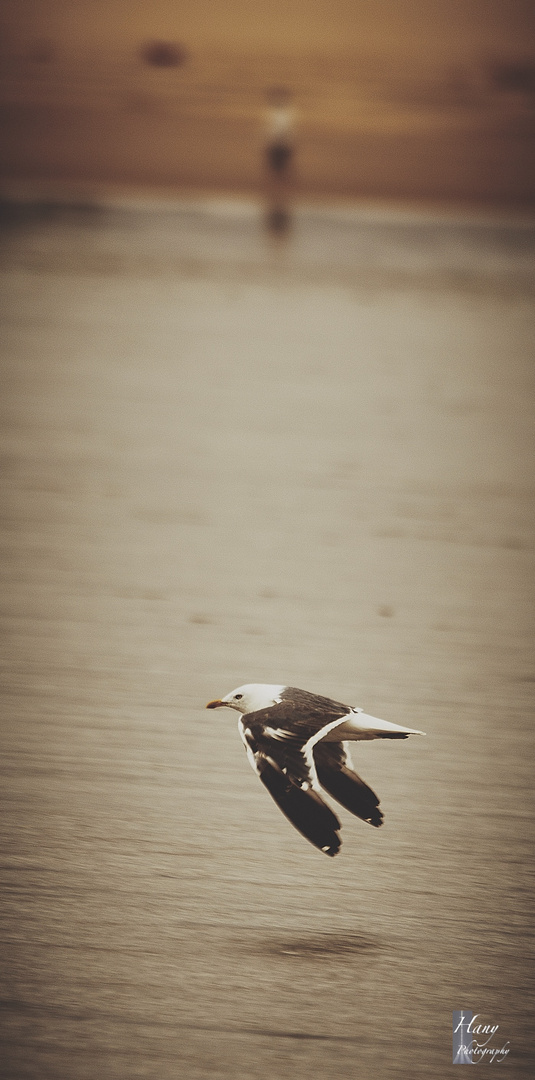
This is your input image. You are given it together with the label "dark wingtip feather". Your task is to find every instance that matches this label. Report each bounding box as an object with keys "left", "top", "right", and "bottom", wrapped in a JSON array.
[
  {"left": 256, "top": 756, "right": 342, "bottom": 856},
  {"left": 315, "top": 758, "right": 384, "bottom": 828}
]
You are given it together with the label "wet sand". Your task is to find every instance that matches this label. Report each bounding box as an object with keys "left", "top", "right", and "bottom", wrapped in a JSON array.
[{"left": 1, "top": 201, "right": 534, "bottom": 1077}]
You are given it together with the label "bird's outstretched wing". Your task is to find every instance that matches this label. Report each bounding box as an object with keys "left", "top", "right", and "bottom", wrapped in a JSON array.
[
  {"left": 252, "top": 751, "right": 342, "bottom": 857},
  {"left": 313, "top": 741, "right": 384, "bottom": 828},
  {"left": 239, "top": 710, "right": 349, "bottom": 856}
]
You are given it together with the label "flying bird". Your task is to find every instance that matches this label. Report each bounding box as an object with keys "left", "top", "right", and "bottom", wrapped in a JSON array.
[{"left": 206, "top": 683, "right": 424, "bottom": 856}]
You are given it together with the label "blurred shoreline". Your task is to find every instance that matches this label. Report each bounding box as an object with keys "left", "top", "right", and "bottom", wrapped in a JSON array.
[
  {"left": 1, "top": 190, "right": 534, "bottom": 300},
  {"left": 2, "top": 180, "right": 535, "bottom": 223}
]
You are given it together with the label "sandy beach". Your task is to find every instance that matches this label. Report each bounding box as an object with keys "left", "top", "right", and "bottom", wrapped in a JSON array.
[{"left": 1, "top": 199, "right": 533, "bottom": 1077}]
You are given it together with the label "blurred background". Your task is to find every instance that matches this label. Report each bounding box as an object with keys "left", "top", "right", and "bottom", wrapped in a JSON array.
[
  {"left": 1, "top": 4, "right": 534, "bottom": 1080},
  {"left": 0, "top": 0, "right": 534, "bottom": 204}
]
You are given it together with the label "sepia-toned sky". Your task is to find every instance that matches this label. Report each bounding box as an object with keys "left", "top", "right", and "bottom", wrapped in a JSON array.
[{"left": 2, "top": 0, "right": 535, "bottom": 59}]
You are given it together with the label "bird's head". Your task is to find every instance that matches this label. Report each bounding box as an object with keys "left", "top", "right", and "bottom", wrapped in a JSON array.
[{"left": 206, "top": 683, "right": 285, "bottom": 715}]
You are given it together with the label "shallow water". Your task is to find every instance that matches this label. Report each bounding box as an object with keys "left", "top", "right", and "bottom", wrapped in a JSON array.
[{"left": 1, "top": 201, "right": 534, "bottom": 1077}]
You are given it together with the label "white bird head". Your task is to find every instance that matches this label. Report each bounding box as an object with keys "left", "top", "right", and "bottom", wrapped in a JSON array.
[{"left": 206, "top": 683, "right": 286, "bottom": 715}]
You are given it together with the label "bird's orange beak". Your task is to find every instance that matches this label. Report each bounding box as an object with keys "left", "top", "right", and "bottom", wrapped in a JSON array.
[{"left": 206, "top": 699, "right": 225, "bottom": 709}]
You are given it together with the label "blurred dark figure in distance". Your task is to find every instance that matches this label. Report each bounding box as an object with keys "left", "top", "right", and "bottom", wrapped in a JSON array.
[{"left": 264, "top": 86, "right": 296, "bottom": 235}]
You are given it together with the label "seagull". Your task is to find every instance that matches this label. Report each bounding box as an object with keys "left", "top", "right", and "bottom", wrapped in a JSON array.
[{"left": 206, "top": 683, "right": 425, "bottom": 857}]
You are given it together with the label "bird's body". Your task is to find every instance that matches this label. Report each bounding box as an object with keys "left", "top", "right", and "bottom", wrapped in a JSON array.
[{"left": 206, "top": 683, "right": 424, "bottom": 856}]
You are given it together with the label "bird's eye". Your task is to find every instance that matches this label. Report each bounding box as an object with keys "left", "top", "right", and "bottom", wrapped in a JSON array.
[{"left": 234, "top": 693, "right": 243, "bottom": 700}]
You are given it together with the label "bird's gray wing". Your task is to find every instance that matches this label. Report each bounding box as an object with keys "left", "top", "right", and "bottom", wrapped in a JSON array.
[
  {"left": 239, "top": 715, "right": 344, "bottom": 856},
  {"left": 313, "top": 741, "right": 384, "bottom": 828}
]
